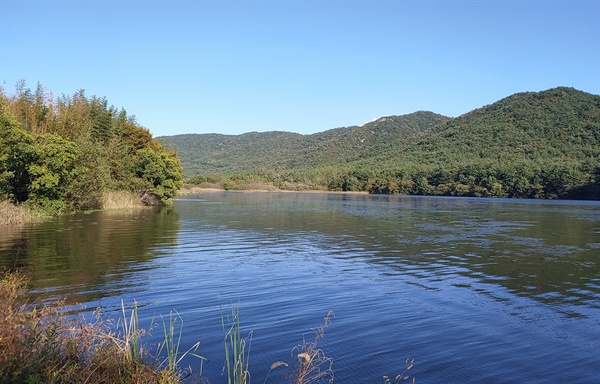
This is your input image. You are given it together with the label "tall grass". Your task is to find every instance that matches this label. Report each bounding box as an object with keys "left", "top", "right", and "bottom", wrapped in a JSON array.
[
  {"left": 0, "top": 200, "right": 48, "bottom": 226},
  {"left": 291, "top": 311, "right": 335, "bottom": 384},
  {"left": 221, "top": 303, "right": 252, "bottom": 384},
  {"left": 0, "top": 271, "right": 184, "bottom": 383},
  {"left": 156, "top": 309, "right": 203, "bottom": 373},
  {"left": 101, "top": 191, "right": 145, "bottom": 209},
  {"left": 119, "top": 299, "right": 144, "bottom": 362}
]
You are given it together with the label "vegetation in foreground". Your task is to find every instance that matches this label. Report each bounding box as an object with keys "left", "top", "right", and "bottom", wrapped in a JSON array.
[{"left": 0, "top": 272, "right": 414, "bottom": 383}]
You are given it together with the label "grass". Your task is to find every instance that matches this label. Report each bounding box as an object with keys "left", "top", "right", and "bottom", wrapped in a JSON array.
[
  {"left": 0, "top": 271, "right": 191, "bottom": 383},
  {"left": 291, "top": 311, "right": 335, "bottom": 384},
  {"left": 0, "top": 200, "right": 48, "bottom": 226},
  {"left": 0, "top": 272, "right": 415, "bottom": 383},
  {"left": 101, "top": 191, "right": 146, "bottom": 209},
  {"left": 221, "top": 303, "right": 252, "bottom": 384}
]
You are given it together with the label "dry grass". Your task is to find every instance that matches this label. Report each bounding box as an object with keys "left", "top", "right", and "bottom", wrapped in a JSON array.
[
  {"left": 383, "top": 358, "right": 415, "bottom": 384},
  {"left": 291, "top": 311, "right": 335, "bottom": 384},
  {"left": 179, "top": 184, "right": 224, "bottom": 195},
  {"left": 0, "top": 200, "right": 48, "bottom": 226},
  {"left": 0, "top": 271, "right": 184, "bottom": 384},
  {"left": 233, "top": 183, "right": 278, "bottom": 191},
  {"left": 100, "top": 191, "right": 145, "bottom": 209}
]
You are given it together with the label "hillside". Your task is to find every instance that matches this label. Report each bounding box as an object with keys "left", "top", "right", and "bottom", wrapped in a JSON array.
[
  {"left": 158, "top": 111, "right": 450, "bottom": 176},
  {"left": 391, "top": 86, "right": 600, "bottom": 165},
  {"left": 159, "top": 87, "right": 599, "bottom": 199}
]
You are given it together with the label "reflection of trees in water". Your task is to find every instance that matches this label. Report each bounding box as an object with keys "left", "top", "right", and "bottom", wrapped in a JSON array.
[
  {"left": 0, "top": 207, "right": 179, "bottom": 303},
  {"left": 0, "top": 225, "right": 30, "bottom": 270}
]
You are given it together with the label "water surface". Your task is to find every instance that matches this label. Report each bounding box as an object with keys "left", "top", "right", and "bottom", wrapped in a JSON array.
[{"left": 1, "top": 193, "right": 598, "bottom": 383}]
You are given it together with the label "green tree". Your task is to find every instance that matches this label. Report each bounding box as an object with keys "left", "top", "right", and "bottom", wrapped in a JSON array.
[
  {"left": 134, "top": 148, "right": 183, "bottom": 205},
  {"left": 0, "top": 115, "right": 81, "bottom": 213}
]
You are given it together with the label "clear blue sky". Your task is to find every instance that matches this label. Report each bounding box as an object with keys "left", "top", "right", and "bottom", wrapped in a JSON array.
[{"left": 1, "top": 0, "right": 598, "bottom": 137}]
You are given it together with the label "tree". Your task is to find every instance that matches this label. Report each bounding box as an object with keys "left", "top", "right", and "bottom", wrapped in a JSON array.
[
  {"left": 0, "top": 114, "right": 81, "bottom": 213},
  {"left": 134, "top": 148, "right": 183, "bottom": 205}
]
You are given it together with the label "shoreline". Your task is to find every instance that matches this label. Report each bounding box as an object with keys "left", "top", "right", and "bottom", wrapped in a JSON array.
[{"left": 178, "top": 185, "right": 369, "bottom": 195}]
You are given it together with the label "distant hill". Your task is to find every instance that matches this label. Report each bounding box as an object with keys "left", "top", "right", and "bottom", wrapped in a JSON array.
[
  {"left": 158, "top": 111, "right": 450, "bottom": 176},
  {"left": 159, "top": 87, "right": 599, "bottom": 199},
  {"left": 391, "top": 86, "right": 600, "bottom": 165}
]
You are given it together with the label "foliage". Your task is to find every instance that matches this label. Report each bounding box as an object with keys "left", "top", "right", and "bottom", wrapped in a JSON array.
[
  {"left": 0, "top": 81, "right": 184, "bottom": 212},
  {"left": 0, "top": 118, "right": 81, "bottom": 213},
  {"left": 135, "top": 148, "right": 184, "bottom": 205},
  {"left": 158, "top": 112, "right": 448, "bottom": 177}
]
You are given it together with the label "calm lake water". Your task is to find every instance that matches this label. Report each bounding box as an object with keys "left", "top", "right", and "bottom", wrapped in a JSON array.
[{"left": 1, "top": 192, "right": 599, "bottom": 383}]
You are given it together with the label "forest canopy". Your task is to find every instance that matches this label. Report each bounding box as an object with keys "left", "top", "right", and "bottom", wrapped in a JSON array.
[{"left": 0, "top": 81, "right": 183, "bottom": 213}]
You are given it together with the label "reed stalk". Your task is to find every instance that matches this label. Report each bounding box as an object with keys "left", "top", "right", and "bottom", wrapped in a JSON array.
[
  {"left": 119, "top": 299, "right": 144, "bottom": 362},
  {"left": 156, "top": 309, "right": 203, "bottom": 373},
  {"left": 221, "top": 303, "right": 252, "bottom": 384}
]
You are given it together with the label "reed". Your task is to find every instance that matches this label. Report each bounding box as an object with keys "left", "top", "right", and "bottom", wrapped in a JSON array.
[
  {"left": 101, "top": 191, "right": 144, "bottom": 209},
  {"left": 221, "top": 303, "right": 252, "bottom": 384},
  {"left": 118, "top": 299, "right": 145, "bottom": 362},
  {"left": 0, "top": 200, "right": 47, "bottom": 226},
  {"left": 156, "top": 309, "right": 203, "bottom": 373}
]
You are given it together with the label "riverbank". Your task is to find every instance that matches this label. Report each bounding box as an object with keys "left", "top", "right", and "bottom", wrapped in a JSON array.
[
  {"left": 0, "top": 191, "right": 149, "bottom": 227},
  {"left": 0, "top": 186, "right": 368, "bottom": 227},
  {"left": 0, "top": 272, "right": 185, "bottom": 384},
  {"left": 0, "top": 201, "right": 48, "bottom": 226},
  {"left": 178, "top": 183, "right": 369, "bottom": 195}
]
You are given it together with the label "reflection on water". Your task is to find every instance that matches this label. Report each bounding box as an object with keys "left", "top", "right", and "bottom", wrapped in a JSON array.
[
  {"left": 0, "top": 193, "right": 598, "bottom": 383},
  {"left": 0, "top": 207, "right": 179, "bottom": 303}
]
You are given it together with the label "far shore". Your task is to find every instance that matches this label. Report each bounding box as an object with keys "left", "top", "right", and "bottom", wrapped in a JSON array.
[{"left": 178, "top": 185, "right": 369, "bottom": 195}]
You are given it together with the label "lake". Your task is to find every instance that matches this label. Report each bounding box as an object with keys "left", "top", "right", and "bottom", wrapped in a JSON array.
[{"left": 1, "top": 192, "right": 599, "bottom": 383}]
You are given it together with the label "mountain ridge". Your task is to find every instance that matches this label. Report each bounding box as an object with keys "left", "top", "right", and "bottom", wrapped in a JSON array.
[
  {"left": 158, "top": 86, "right": 599, "bottom": 199},
  {"left": 158, "top": 110, "right": 451, "bottom": 175}
]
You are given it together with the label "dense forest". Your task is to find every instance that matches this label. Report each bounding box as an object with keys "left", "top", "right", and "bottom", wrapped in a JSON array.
[
  {"left": 0, "top": 81, "right": 183, "bottom": 214},
  {"left": 160, "top": 87, "right": 599, "bottom": 200}
]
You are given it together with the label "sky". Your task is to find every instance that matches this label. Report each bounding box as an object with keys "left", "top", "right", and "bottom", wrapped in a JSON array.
[{"left": 1, "top": 0, "right": 599, "bottom": 137}]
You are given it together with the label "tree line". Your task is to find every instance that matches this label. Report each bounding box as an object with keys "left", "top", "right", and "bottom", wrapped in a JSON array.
[
  {"left": 186, "top": 157, "right": 599, "bottom": 200},
  {"left": 0, "top": 81, "right": 183, "bottom": 214}
]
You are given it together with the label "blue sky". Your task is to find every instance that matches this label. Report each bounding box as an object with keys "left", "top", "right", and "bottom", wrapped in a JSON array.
[{"left": 1, "top": 1, "right": 598, "bottom": 137}]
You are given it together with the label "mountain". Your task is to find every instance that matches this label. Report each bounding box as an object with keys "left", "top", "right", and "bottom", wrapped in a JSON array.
[
  {"left": 158, "top": 111, "right": 450, "bottom": 176},
  {"left": 393, "top": 86, "right": 600, "bottom": 165},
  {"left": 158, "top": 87, "right": 599, "bottom": 199}
]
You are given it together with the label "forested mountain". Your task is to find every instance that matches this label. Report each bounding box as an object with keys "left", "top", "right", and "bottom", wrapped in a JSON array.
[
  {"left": 160, "top": 87, "right": 599, "bottom": 199},
  {"left": 388, "top": 87, "right": 599, "bottom": 165},
  {"left": 159, "top": 111, "right": 450, "bottom": 175},
  {"left": 0, "top": 81, "right": 183, "bottom": 214}
]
